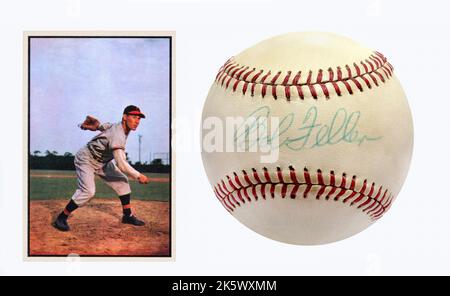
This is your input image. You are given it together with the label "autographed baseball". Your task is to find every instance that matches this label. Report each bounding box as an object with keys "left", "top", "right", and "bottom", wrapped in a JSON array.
[{"left": 201, "top": 32, "right": 413, "bottom": 245}]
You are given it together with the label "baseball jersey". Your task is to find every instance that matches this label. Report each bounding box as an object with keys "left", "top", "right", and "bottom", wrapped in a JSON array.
[{"left": 86, "top": 122, "right": 127, "bottom": 163}]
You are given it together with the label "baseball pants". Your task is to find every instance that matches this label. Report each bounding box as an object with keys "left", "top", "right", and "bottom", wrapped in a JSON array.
[{"left": 70, "top": 147, "right": 131, "bottom": 206}]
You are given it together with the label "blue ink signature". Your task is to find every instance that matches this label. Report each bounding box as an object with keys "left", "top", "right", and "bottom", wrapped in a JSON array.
[{"left": 234, "top": 106, "right": 382, "bottom": 151}]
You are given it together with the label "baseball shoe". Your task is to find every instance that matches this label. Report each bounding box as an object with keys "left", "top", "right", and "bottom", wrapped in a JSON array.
[
  {"left": 122, "top": 215, "right": 145, "bottom": 226},
  {"left": 53, "top": 216, "right": 70, "bottom": 232}
]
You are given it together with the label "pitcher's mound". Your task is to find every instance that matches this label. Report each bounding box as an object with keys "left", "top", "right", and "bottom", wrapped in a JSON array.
[{"left": 29, "top": 199, "right": 170, "bottom": 257}]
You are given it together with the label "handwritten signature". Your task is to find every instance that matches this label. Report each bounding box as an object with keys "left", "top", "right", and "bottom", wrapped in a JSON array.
[{"left": 234, "top": 106, "right": 382, "bottom": 151}]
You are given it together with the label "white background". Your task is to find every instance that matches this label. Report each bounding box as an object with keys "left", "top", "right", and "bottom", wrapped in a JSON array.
[{"left": 1, "top": 0, "right": 450, "bottom": 276}]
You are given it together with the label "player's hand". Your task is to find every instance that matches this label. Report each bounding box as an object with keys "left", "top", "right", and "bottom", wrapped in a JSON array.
[
  {"left": 78, "top": 115, "right": 100, "bottom": 131},
  {"left": 138, "top": 174, "right": 150, "bottom": 184}
]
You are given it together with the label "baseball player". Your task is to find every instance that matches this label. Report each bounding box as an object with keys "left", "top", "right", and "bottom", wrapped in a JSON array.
[{"left": 53, "top": 105, "right": 150, "bottom": 232}]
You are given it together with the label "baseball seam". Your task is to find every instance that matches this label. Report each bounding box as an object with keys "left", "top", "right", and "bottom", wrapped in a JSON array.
[
  {"left": 215, "top": 51, "right": 394, "bottom": 100},
  {"left": 213, "top": 166, "right": 394, "bottom": 221}
]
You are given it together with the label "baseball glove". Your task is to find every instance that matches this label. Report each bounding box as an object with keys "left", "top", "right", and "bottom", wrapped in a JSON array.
[{"left": 78, "top": 115, "right": 100, "bottom": 131}]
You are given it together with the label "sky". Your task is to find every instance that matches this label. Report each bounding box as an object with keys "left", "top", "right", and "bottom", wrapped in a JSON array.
[{"left": 29, "top": 37, "right": 171, "bottom": 164}]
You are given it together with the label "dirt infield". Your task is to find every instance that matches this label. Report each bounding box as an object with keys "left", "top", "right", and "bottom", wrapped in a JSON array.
[{"left": 29, "top": 199, "right": 170, "bottom": 256}]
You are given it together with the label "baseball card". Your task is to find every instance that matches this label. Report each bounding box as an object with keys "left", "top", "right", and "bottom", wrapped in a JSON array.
[{"left": 24, "top": 32, "right": 175, "bottom": 259}]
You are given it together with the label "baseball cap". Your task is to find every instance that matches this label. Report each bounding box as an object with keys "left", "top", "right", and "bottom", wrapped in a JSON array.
[{"left": 123, "top": 105, "right": 146, "bottom": 118}]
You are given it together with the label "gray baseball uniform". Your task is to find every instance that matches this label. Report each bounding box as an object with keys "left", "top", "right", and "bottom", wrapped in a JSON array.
[{"left": 71, "top": 122, "right": 131, "bottom": 206}]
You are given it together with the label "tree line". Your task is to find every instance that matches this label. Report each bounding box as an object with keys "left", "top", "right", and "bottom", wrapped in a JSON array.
[{"left": 29, "top": 150, "right": 170, "bottom": 173}]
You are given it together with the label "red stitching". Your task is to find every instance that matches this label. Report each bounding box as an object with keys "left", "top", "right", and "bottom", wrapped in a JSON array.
[
  {"left": 283, "top": 71, "right": 292, "bottom": 100},
  {"left": 368, "top": 73, "right": 379, "bottom": 86},
  {"left": 306, "top": 70, "right": 313, "bottom": 84},
  {"left": 215, "top": 51, "right": 394, "bottom": 100},
  {"left": 271, "top": 71, "right": 282, "bottom": 99},
  {"left": 360, "top": 61, "right": 369, "bottom": 73},
  {"left": 285, "top": 86, "right": 291, "bottom": 100},
  {"left": 261, "top": 183, "right": 267, "bottom": 199},
  {"left": 308, "top": 85, "right": 318, "bottom": 99},
  {"left": 277, "top": 167, "right": 284, "bottom": 183},
  {"left": 214, "top": 167, "right": 393, "bottom": 221},
  {"left": 263, "top": 167, "right": 272, "bottom": 183},
  {"left": 351, "top": 78, "right": 363, "bottom": 92},
  {"left": 373, "top": 70, "right": 385, "bottom": 83},
  {"left": 293, "top": 71, "right": 302, "bottom": 84},
  {"left": 342, "top": 80, "right": 353, "bottom": 94},
  {"left": 345, "top": 65, "right": 352, "bottom": 79},
  {"left": 242, "top": 82, "right": 249, "bottom": 95},
  {"left": 371, "top": 54, "right": 382, "bottom": 66},
  {"left": 270, "top": 184, "right": 276, "bottom": 198},
  {"left": 370, "top": 56, "right": 381, "bottom": 68},
  {"left": 353, "top": 63, "right": 361, "bottom": 76},
  {"left": 337, "top": 67, "right": 343, "bottom": 80},
  {"left": 281, "top": 184, "right": 288, "bottom": 198},
  {"left": 243, "top": 170, "right": 252, "bottom": 185},
  {"left": 296, "top": 85, "right": 304, "bottom": 100},
  {"left": 232, "top": 80, "right": 240, "bottom": 92},
  {"left": 365, "top": 59, "right": 375, "bottom": 72},
  {"left": 235, "top": 66, "right": 248, "bottom": 80},
  {"left": 316, "top": 69, "right": 323, "bottom": 83},
  {"left": 360, "top": 75, "right": 372, "bottom": 89}
]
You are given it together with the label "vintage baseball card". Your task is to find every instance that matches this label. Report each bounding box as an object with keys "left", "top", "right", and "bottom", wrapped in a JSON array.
[{"left": 23, "top": 31, "right": 175, "bottom": 259}]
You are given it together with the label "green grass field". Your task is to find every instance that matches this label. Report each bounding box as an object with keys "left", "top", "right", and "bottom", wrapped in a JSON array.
[{"left": 29, "top": 170, "right": 170, "bottom": 202}]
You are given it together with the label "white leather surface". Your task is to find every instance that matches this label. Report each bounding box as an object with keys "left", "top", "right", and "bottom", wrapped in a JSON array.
[{"left": 202, "top": 32, "right": 413, "bottom": 245}]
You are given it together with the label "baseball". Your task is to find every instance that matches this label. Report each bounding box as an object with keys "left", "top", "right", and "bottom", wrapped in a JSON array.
[{"left": 201, "top": 32, "right": 413, "bottom": 245}]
